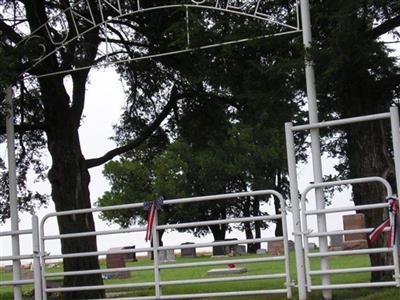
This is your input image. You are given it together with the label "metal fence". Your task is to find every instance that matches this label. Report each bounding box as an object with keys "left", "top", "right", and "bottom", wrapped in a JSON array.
[
  {"left": 38, "top": 190, "right": 292, "bottom": 300},
  {"left": 1, "top": 107, "right": 400, "bottom": 300},
  {"left": 285, "top": 106, "right": 400, "bottom": 299},
  {"left": 301, "top": 177, "right": 400, "bottom": 291},
  {"left": 0, "top": 215, "right": 41, "bottom": 300}
]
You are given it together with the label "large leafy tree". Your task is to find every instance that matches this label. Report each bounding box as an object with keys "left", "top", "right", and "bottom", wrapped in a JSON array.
[
  {"left": 311, "top": 0, "right": 400, "bottom": 281},
  {"left": 97, "top": 0, "right": 303, "bottom": 251},
  {"left": 99, "top": 34, "right": 305, "bottom": 251},
  {"left": 1, "top": 0, "right": 299, "bottom": 296}
]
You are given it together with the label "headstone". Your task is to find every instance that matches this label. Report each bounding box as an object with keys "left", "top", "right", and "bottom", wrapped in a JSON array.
[
  {"left": 46, "top": 279, "right": 63, "bottom": 288},
  {"left": 159, "top": 249, "right": 176, "bottom": 262},
  {"left": 212, "top": 238, "right": 238, "bottom": 256},
  {"left": 329, "top": 235, "right": 343, "bottom": 250},
  {"left": 235, "top": 245, "right": 246, "bottom": 256},
  {"left": 288, "top": 240, "right": 295, "bottom": 250},
  {"left": 122, "top": 246, "right": 137, "bottom": 261},
  {"left": 342, "top": 214, "right": 368, "bottom": 250},
  {"left": 307, "top": 242, "right": 317, "bottom": 250},
  {"left": 343, "top": 214, "right": 367, "bottom": 241},
  {"left": 105, "top": 248, "right": 130, "bottom": 279},
  {"left": 268, "top": 240, "right": 284, "bottom": 256},
  {"left": 4, "top": 265, "right": 13, "bottom": 272},
  {"left": 180, "top": 242, "right": 196, "bottom": 258},
  {"left": 256, "top": 249, "right": 267, "bottom": 255},
  {"left": 207, "top": 267, "right": 247, "bottom": 275},
  {"left": 21, "top": 271, "right": 34, "bottom": 280},
  {"left": 342, "top": 240, "right": 368, "bottom": 250}
]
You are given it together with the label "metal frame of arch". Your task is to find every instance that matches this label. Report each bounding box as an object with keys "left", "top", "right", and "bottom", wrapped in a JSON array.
[{"left": 18, "top": 0, "right": 301, "bottom": 78}]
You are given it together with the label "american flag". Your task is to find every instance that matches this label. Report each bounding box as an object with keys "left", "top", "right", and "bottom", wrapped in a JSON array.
[{"left": 144, "top": 196, "right": 164, "bottom": 242}]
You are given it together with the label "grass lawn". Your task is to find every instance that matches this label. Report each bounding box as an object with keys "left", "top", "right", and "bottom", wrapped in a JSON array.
[{"left": 0, "top": 251, "right": 399, "bottom": 299}]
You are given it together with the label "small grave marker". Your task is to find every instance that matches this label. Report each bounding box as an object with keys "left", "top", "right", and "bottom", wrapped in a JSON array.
[
  {"left": 180, "top": 242, "right": 196, "bottom": 258},
  {"left": 159, "top": 249, "right": 176, "bottom": 262},
  {"left": 342, "top": 214, "right": 368, "bottom": 250},
  {"left": 268, "top": 240, "right": 284, "bottom": 256},
  {"left": 329, "top": 235, "right": 343, "bottom": 250},
  {"left": 105, "top": 248, "right": 130, "bottom": 279},
  {"left": 256, "top": 249, "right": 267, "bottom": 255}
]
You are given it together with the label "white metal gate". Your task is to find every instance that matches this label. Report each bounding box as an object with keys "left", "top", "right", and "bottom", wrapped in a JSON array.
[
  {"left": 300, "top": 177, "right": 400, "bottom": 291},
  {"left": 38, "top": 190, "right": 292, "bottom": 299},
  {"left": 285, "top": 106, "right": 400, "bottom": 299}
]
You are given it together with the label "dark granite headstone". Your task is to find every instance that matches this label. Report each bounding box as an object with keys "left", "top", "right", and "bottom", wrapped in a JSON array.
[
  {"left": 329, "top": 235, "right": 343, "bottom": 250},
  {"left": 122, "top": 246, "right": 137, "bottom": 261},
  {"left": 181, "top": 242, "right": 196, "bottom": 258},
  {"left": 212, "top": 238, "right": 238, "bottom": 256}
]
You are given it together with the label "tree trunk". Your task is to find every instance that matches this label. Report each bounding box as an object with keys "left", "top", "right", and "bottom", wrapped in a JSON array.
[
  {"left": 209, "top": 224, "right": 226, "bottom": 241},
  {"left": 252, "top": 198, "right": 261, "bottom": 252},
  {"left": 42, "top": 77, "right": 104, "bottom": 298},
  {"left": 149, "top": 230, "right": 164, "bottom": 260},
  {"left": 275, "top": 172, "right": 284, "bottom": 237},
  {"left": 274, "top": 195, "right": 283, "bottom": 237},
  {"left": 243, "top": 197, "right": 257, "bottom": 253},
  {"left": 347, "top": 121, "right": 394, "bottom": 282}
]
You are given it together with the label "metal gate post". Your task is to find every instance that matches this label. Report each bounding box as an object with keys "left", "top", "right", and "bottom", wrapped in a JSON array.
[
  {"left": 32, "top": 215, "right": 43, "bottom": 300},
  {"left": 152, "top": 210, "right": 161, "bottom": 298},
  {"left": 390, "top": 106, "right": 400, "bottom": 286},
  {"left": 299, "top": 1, "right": 332, "bottom": 298},
  {"left": 5, "top": 85, "right": 22, "bottom": 300},
  {"left": 285, "top": 122, "right": 307, "bottom": 300},
  {"left": 39, "top": 218, "right": 47, "bottom": 300}
]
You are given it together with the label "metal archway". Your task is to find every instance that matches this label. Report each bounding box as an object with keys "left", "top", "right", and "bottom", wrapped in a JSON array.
[{"left": 19, "top": 0, "right": 301, "bottom": 78}]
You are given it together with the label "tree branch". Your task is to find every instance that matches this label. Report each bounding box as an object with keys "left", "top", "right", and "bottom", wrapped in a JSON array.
[
  {"left": 86, "top": 86, "right": 179, "bottom": 168},
  {"left": 369, "top": 15, "right": 400, "bottom": 39},
  {"left": 0, "top": 123, "right": 46, "bottom": 135},
  {"left": 0, "top": 19, "right": 23, "bottom": 44}
]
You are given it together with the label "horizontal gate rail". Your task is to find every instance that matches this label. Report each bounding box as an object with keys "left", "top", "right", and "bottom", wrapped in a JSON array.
[
  {"left": 0, "top": 279, "right": 35, "bottom": 286},
  {"left": 309, "top": 265, "right": 395, "bottom": 276},
  {"left": 0, "top": 229, "right": 33, "bottom": 237},
  {"left": 305, "top": 202, "right": 389, "bottom": 215},
  {"left": 308, "top": 227, "right": 390, "bottom": 237},
  {"left": 160, "top": 273, "right": 287, "bottom": 286},
  {"left": 311, "top": 281, "right": 398, "bottom": 290},
  {"left": 291, "top": 112, "right": 391, "bottom": 132},
  {"left": 159, "top": 256, "right": 285, "bottom": 269},
  {"left": 158, "top": 289, "right": 290, "bottom": 299},
  {"left": 308, "top": 247, "right": 393, "bottom": 257}
]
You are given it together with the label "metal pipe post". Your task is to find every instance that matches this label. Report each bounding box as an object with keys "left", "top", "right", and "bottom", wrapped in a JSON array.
[
  {"left": 278, "top": 193, "right": 292, "bottom": 299},
  {"left": 32, "top": 215, "right": 43, "bottom": 300},
  {"left": 285, "top": 122, "right": 307, "bottom": 300},
  {"left": 152, "top": 210, "right": 161, "bottom": 298},
  {"left": 389, "top": 106, "right": 400, "bottom": 285},
  {"left": 5, "top": 85, "right": 22, "bottom": 300},
  {"left": 390, "top": 106, "right": 400, "bottom": 198},
  {"left": 299, "top": 1, "right": 332, "bottom": 298}
]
